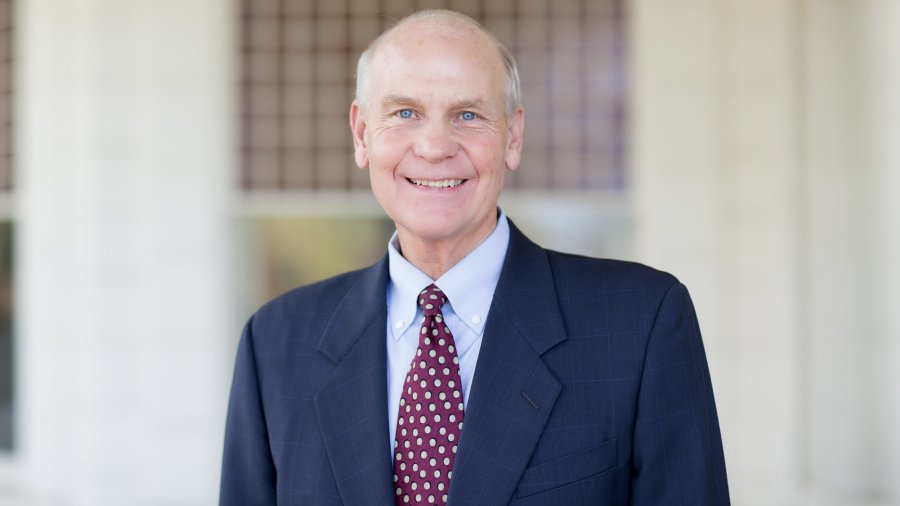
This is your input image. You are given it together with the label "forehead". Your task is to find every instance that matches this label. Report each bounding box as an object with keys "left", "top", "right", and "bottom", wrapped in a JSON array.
[{"left": 369, "top": 20, "right": 506, "bottom": 104}]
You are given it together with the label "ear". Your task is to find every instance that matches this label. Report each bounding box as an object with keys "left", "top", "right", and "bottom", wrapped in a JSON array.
[
  {"left": 349, "top": 101, "right": 369, "bottom": 169},
  {"left": 504, "top": 107, "right": 524, "bottom": 171}
]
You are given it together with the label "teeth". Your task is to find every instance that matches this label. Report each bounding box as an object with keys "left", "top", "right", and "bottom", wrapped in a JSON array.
[{"left": 410, "top": 179, "right": 464, "bottom": 188}]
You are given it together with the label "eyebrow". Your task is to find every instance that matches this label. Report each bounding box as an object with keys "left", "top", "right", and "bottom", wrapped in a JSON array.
[
  {"left": 379, "top": 95, "right": 492, "bottom": 113},
  {"left": 379, "top": 95, "right": 422, "bottom": 111},
  {"left": 451, "top": 99, "right": 491, "bottom": 112}
]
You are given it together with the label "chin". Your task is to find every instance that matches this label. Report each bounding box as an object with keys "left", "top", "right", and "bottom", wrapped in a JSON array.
[{"left": 403, "top": 220, "right": 461, "bottom": 243}]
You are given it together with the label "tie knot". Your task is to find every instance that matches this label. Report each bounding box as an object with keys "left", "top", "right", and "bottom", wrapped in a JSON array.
[{"left": 418, "top": 284, "right": 446, "bottom": 316}]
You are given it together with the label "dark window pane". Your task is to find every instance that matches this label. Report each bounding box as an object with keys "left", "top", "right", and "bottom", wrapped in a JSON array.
[{"left": 0, "top": 222, "right": 13, "bottom": 452}]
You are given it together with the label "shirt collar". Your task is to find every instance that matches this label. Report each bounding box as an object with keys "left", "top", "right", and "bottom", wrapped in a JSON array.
[{"left": 387, "top": 209, "right": 510, "bottom": 341}]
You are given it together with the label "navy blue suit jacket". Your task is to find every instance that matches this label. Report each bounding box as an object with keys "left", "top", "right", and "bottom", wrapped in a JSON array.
[{"left": 220, "top": 222, "right": 729, "bottom": 505}]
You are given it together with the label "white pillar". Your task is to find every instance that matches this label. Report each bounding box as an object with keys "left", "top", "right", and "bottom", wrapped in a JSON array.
[
  {"left": 15, "top": 1, "right": 235, "bottom": 504},
  {"left": 862, "top": 0, "right": 900, "bottom": 501},
  {"left": 631, "top": 0, "right": 804, "bottom": 503},
  {"left": 804, "top": 1, "right": 900, "bottom": 501},
  {"left": 804, "top": 0, "right": 874, "bottom": 498}
]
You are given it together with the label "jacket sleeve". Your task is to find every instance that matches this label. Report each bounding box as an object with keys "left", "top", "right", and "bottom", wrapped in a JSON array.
[
  {"left": 219, "top": 316, "right": 277, "bottom": 505},
  {"left": 631, "top": 283, "right": 730, "bottom": 505}
]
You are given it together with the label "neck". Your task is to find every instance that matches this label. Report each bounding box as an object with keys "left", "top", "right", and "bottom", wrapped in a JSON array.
[{"left": 396, "top": 220, "right": 498, "bottom": 280}]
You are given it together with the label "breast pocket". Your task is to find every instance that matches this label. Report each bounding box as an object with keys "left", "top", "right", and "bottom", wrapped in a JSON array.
[{"left": 514, "top": 438, "right": 617, "bottom": 500}]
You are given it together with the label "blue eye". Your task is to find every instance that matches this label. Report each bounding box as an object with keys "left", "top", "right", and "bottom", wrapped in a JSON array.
[
  {"left": 398, "top": 109, "right": 414, "bottom": 119},
  {"left": 460, "top": 111, "right": 477, "bottom": 121}
]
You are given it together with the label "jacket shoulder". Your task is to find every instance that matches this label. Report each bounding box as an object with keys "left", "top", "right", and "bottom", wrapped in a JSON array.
[
  {"left": 256, "top": 267, "right": 368, "bottom": 320},
  {"left": 246, "top": 263, "right": 382, "bottom": 353},
  {"left": 545, "top": 249, "right": 680, "bottom": 291}
]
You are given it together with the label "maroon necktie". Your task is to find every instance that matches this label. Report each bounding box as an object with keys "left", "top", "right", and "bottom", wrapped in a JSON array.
[{"left": 393, "top": 284, "right": 465, "bottom": 505}]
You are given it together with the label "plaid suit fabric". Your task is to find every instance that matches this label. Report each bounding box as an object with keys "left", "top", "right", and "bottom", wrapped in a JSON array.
[{"left": 220, "top": 221, "right": 729, "bottom": 505}]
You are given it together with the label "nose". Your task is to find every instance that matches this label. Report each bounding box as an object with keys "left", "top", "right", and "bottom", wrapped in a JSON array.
[{"left": 413, "top": 119, "right": 459, "bottom": 162}]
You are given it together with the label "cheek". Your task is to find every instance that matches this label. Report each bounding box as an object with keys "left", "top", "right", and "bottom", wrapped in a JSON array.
[
  {"left": 369, "top": 129, "right": 411, "bottom": 165},
  {"left": 464, "top": 135, "right": 507, "bottom": 178}
]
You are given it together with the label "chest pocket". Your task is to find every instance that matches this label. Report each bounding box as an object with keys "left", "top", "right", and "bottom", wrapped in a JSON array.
[{"left": 514, "top": 438, "right": 617, "bottom": 498}]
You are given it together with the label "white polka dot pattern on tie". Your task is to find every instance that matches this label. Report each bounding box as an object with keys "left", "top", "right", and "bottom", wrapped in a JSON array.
[{"left": 393, "top": 284, "right": 465, "bottom": 506}]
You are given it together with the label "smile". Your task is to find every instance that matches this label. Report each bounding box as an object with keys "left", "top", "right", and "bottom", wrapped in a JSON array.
[{"left": 407, "top": 178, "right": 466, "bottom": 188}]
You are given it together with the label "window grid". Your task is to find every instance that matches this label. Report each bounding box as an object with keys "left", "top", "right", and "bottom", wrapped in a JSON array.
[
  {"left": 0, "top": 0, "right": 13, "bottom": 192},
  {"left": 241, "top": 0, "right": 626, "bottom": 192}
]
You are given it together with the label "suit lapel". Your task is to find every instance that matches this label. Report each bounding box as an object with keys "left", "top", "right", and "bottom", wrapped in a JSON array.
[
  {"left": 312, "top": 223, "right": 567, "bottom": 505},
  {"left": 448, "top": 223, "right": 568, "bottom": 505},
  {"left": 314, "top": 258, "right": 394, "bottom": 506}
]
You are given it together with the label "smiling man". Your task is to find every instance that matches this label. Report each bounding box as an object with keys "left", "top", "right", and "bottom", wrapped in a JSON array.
[
  {"left": 221, "top": 10, "right": 729, "bottom": 506},
  {"left": 349, "top": 13, "right": 522, "bottom": 281}
]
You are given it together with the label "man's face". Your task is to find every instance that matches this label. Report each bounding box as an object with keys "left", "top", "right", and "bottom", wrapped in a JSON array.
[{"left": 350, "top": 22, "right": 524, "bottom": 252}]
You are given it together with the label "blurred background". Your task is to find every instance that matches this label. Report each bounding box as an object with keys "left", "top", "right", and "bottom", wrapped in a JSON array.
[{"left": 0, "top": 0, "right": 897, "bottom": 504}]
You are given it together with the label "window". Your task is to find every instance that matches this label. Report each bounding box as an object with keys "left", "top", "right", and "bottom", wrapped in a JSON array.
[
  {"left": 240, "top": 0, "right": 627, "bottom": 191},
  {"left": 0, "top": 223, "right": 11, "bottom": 452},
  {"left": 237, "top": 0, "right": 629, "bottom": 308},
  {"left": 0, "top": 0, "right": 13, "bottom": 453}
]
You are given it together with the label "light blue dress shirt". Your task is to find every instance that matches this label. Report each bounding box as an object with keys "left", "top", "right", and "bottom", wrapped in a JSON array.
[{"left": 386, "top": 210, "right": 510, "bottom": 452}]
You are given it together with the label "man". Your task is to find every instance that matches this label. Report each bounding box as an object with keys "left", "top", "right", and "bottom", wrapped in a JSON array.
[{"left": 221, "top": 9, "right": 729, "bottom": 506}]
